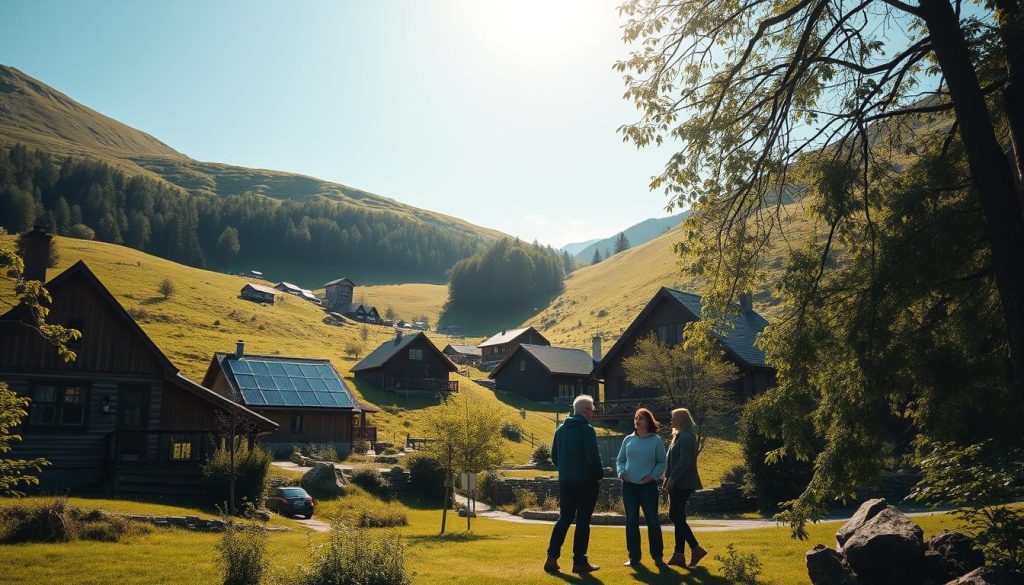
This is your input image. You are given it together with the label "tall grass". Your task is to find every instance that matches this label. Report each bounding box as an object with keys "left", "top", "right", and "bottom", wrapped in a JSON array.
[{"left": 294, "top": 523, "right": 410, "bottom": 585}]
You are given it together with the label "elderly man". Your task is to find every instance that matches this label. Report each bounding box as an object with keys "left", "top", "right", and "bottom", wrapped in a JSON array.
[{"left": 544, "top": 394, "right": 603, "bottom": 574}]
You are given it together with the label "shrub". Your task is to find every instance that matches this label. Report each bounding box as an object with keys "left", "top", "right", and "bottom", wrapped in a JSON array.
[
  {"left": 351, "top": 468, "right": 392, "bottom": 499},
  {"left": 300, "top": 443, "right": 339, "bottom": 463},
  {"left": 380, "top": 446, "right": 399, "bottom": 455},
  {"left": 218, "top": 512, "right": 269, "bottom": 585},
  {"left": 738, "top": 404, "right": 815, "bottom": 513},
  {"left": 351, "top": 439, "right": 370, "bottom": 454},
  {"left": 501, "top": 421, "right": 524, "bottom": 442},
  {"left": 406, "top": 452, "right": 447, "bottom": 500},
  {"left": 594, "top": 486, "right": 623, "bottom": 513},
  {"left": 202, "top": 443, "right": 274, "bottom": 513},
  {"left": 531, "top": 444, "right": 552, "bottom": 466},
  {"left": 357, "top": 502, "right": 409, "bottom": 528},
  {"left": 158, "top": 277, "right": 176, "bottom": 300},
  {"left": 506, "top": 489, "right": 538, "bottom": 515},
  {"left": 67, "top": 223, "right": 95, "bottom": 240},
  {"left": 477, "top": 470, "right": 502, "bottom": 504},
  {"left": 381, "top": 404, "right": 404, "bottom": 415},
  {"left": 0, "top": 499, "right": 147, "bottom": 544},
  {"left": 715, "top": 544, "right": 763, "bottom": 584},
  {"left": 375, "top": 456, "right": 399, "bottom": 464},
  {"left": 722, "top": 463, "right": 750, "bottom": 486},
  {"left": 297, "top": 524, "right": 411, "bottom": 585}
]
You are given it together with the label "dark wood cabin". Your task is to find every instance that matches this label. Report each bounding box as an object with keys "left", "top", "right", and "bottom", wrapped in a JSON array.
[
  {"left": 0, "top": 251, "right": 276, "bottom": 500},
  {"left": 351, "top": 331, "right": 457, "bottom": 395},
  {"left": 338, "top": 303, "right": 380, "bottom": 324},
  {"left": 240, "top": 283, "right": 278, "bottom": 304},
  {"left": 477, "top": 326, "right": 550, "bottom": 369},
  {"left": 489, "top": 344, "right": 598, "bottom": 402},
  {"left": 593, "top": 287, "right": 776, "bottom": 423},
  {"left": 201, "top": 344, "right": 375, "bottom": 456},
  {"left": 324, "top": 277, "right": 355, "bottom": 309},
  {"left": 443, "top": 344, "right": 482, "bottom": 366}
]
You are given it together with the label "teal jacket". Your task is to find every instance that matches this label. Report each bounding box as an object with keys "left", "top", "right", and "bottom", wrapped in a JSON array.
[
  {"left": 615, "top": 433, "right": 667, "bottom": 484},
  {"left": 551, "top": 415, "right": 603, "bottom": 482},
  {"left": 665, "top": 429, "right": 702, "bottom": 490}
]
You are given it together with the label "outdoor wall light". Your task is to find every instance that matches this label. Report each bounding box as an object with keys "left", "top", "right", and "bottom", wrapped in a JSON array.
[{"left": 101, "top": 395, "right": 112, "bottom": 414}]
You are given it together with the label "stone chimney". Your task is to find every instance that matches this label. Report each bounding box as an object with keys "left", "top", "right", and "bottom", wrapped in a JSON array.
[
  {"left": 591, "top": 335, "right": 602, "bottom": 362},
  {"left": 738, "top": 292, "right": 753, "bottom": 313},
  {"left": 21, "top": 224, "right": 52, "bottom": 283},
  {"left": 235, "top": 340, "right": 245, "bottom": 358}
]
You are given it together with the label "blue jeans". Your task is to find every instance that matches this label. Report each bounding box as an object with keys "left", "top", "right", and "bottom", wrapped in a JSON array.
[{"left": 622, "top": 481, "right": 663, "bottom": 562}]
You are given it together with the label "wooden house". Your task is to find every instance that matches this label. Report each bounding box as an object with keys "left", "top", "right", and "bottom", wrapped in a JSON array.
[
  {"left": 324, "top": 277, "right": 355, "bottom": 308},
  {"left": 240, "top": 283, "right": 278, "bottom": 304},
  {"left": 489, "top": 344, "right": 598, "bottom": 402},
  {"left": 442, "top": 344, "right": 482, "bottom": 366},
  {"left": 274, "top": 281, "right": 320, "bottom": 305},
  {"left": 478, "top": 327, "right": 550, "bottom": 368},
  {"left": 0, "top": 233, "right": 277, "bottom": 499},
  {"left": 351, "top": 331, "right": 458, "bottom": 395},
  {"left": 201, "top": 344, "right": 375, "bottom": 456},
  {"left": 593, "top": 287, "right": 776, "bottom": 422},
  {"left": 338, "top": 303, "right": 380, "bottom": 324}
]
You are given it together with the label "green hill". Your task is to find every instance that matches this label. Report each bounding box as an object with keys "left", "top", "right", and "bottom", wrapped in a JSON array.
[{"left": 571, "top": 210, "right": 690, "bottom": 261}]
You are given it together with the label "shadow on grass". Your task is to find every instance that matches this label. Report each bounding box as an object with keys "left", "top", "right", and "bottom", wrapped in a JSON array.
[
  {"left": 624, "top": 564, "right": 731, "bottom": 585},
  {"left": 404, "top": 532, "right": 501, "bottom": 545},
  {"left": 437, "top": 291, "right": 560, "bottom": 337},
  {"left": 140, "top": 296, "right": 168, "bottom": 305},
  {"left": 347, "top": 378, "right": 443, "bottom": 413}
]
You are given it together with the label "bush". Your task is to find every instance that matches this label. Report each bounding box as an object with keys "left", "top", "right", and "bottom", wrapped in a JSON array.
[
  {"left": 0, "top": 498, "right": 148, "bottom": 544},
  {"left": 67, "top": 223, "right": 95, "bottom": 240},
  {"left": 381, "top": 404, "right": 404, "bottom": 415},
  {"left": 357, "top": 502, "right": 409, "bottom": 528},
  {"left": 531, "top": 444, "right": 552, "bottom": 466},
  {"left": 594, "top": 487, "right": 623, "bottom": 514},
  {"left": 351, "top": 439, "right": 370, "bottom": 454},
  {"left": 501, "top": 421, "right": 524, "bottom": 442},
  {"left": 406, "top": 452, "right": 447, "bottom": 500},
  {"left": 202, "top": 443, "right": 274, "bottom": 513},
  {"left": 380, "top": 446, "right": 399, "bottom": 455},
  {"left": 506, "top": 489, "right": 539, "bottom": 515},
  {"left": 374, "top": 456, "right": 399, "bottom": 464},
  {"left": 218, "top": 511, "right": 269, "bottom": 585},
  {"left": 298, "top": 443, "right": 339, "bottom": 462},
  {"left": 715, "top": 544, "right": 763, "bottom": 584},
  {"left": 477, "top": 470, "right": 502, "bottom": 504},
  {"left": 297, "top": 524, "right": 411, "bottom": 585},
  {"left": 739, "top": 403, "right": 815, "bottom": 513},
  {"left": 351, "top": 468, "right": 392, "bottom": 499}
]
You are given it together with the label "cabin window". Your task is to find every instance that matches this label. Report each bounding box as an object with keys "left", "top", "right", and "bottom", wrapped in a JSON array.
[
  {"left": 291, "top": 414, "right": 304, "bottom": 433},
  {"left": 29, "top": 384, "right": 87, "bottom": 427},
  {"left": 519, "top": 360, "right": 526, "bottom": 371},
  {"left": 409, "top": 348, "right": 423, "bottom": 361},
  {"left": 171, "top": 442, "right": 193, "bottom": 460},
  {"left": 674, "top": 323, "right": 685, "bottom": 345},
  {"left": 657, "top": 325, "right": 670, "bottom": 344}
]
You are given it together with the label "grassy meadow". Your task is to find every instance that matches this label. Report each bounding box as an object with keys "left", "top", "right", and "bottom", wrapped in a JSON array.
[{"left": 0, "top": 495, "right": 970, "bottom": 585}]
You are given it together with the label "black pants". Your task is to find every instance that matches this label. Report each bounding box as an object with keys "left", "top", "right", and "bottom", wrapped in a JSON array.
[
  {"left": 668, "top": 488, "right": 699, "bottom": 553},
  {"left": 547, "top": 480, "right": 600, "bottom": 563},
  {"left": 622, "top": 481, "right": 663, "bottom": 562}
]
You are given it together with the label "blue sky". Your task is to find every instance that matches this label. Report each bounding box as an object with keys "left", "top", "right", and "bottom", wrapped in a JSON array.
[{"left": 0, "top": 0, "right": 680, "bottom": 247}]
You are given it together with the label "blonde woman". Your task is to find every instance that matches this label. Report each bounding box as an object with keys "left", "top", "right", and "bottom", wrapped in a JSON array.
[{"left": 663, "top": 408, "right": 707, "bottom": 567}]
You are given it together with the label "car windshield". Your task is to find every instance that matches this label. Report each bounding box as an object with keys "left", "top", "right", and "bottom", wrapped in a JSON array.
[{"left": 280, "top": 488, "right": 307, "bottom": 498}]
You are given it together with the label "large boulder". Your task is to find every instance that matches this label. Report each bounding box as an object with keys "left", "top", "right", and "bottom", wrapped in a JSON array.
[
  {"left": 945, "top": 567, "right": 1024, "bottom": 585},
  {"left": 807, "top": 544, "right": 858, "bottom": 585},
  {"left": 301, "top": 462, "right": 345, "bottom": 499},
  {"left": 928, "top": 530, "right": 985, "bottom": 577},
  {"left": 841, "top": 506, "right": 925, "bottom": 585},
  {"left": 837, "top": 498, "right": 889, "bottom": 546}
]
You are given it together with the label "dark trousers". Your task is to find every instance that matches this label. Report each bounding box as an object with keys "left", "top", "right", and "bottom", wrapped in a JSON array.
[
  {"left": 668, "top": 488, "right": 699, "bottom": 552},
  {"left": 547, "top": 480, "right": 600, "bottom": 563},
  {"left": 622, "top": 481, "right": 663, "bottom": 562}
]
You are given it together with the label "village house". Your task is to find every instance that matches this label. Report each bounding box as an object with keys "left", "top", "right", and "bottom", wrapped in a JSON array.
[
  {"left": 351, "top": 331, "right": 458, "bottom": 395},
  {"left": 323, "top": 277, "right": 355, "bottom": 308},
  {"left": 477, "top": 326, "right": 550, "bottom": 369},
  {"left": 274, "top": 281, "right": 321, "bottom": 305},
  {"left": 240, "top": 282, "right": 278, "bottom": 304},
  {"left": 442, "top": 343, "right": 482, "bottom": 366},
  {"left": 593, "top": 286, "right": 776, "bottom": 422},
  {"left": 0, "top": 228, "right": 277, "bottom": 498},
  {"left": 489, "top": 344, "right": 598, "bottom": 402},
  {"left": 337, "top": 303, "right": 381, "bottom": 324},
  {"left": 201, "top": 343, "right": 376, "bottom": 457}
]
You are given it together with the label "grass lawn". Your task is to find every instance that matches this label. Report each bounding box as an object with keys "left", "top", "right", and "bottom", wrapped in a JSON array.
[{"left": 0, "top": 495, "right": 968, "bottom": 585}]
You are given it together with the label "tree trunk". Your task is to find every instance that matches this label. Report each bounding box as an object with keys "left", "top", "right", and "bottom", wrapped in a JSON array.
[
  {"left": 920, "top": 0, "right": 1024, "bottom": 397},
  {"left": 993, "top": 0, "right": 1024, "bottom": 189}
]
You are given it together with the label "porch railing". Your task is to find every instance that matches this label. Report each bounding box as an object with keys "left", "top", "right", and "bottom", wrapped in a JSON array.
[
  {"left": 384, "top": 377, "right": 458, "bottom": 393},
  {"left": 107, "top": 430, "right": 255, "bottom": 465}
]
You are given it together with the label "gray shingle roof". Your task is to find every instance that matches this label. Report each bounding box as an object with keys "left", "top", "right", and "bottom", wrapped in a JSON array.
[
  {"left": 662, "top": 288, "right": 769, "bottom": 366},
  {"left": 478, "top": 326, "right": 547, "bottom": 348},
  {"left": 324, "top": 278, "right": 355, "bottom": 287},
  {"left": 444, "top": 344, "right": 482, "bottom": 356},
  {"left": 243, "top": 283, "right": 278, "bottom": 295},
  {"left": 351, "top": 332, "right": 455, "bottom": 372},
  {"left": 493, "top": 344, "right": 595, "bottom": 377}
]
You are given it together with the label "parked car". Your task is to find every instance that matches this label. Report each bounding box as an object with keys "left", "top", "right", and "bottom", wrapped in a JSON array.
[{"left": 265, "top": 486, "right": 316, "bottom": 518}]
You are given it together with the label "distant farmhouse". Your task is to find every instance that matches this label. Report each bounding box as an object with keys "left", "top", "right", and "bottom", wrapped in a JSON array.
[
  {"left": 442, "top": 344, "right": 481, "bottom": 366},
  {"left": 324, "top": 277, "right": 355, "bottom": 307},
  {"left": 0, "top": 228, "right": 277, "bottom": 498},
  {"left": 240, "top": 283, "right": 278, "bottom": 304},
  {"left": 478, "top": 326, "right": 550, "bottom": 369},
  {"left": 489, "top": 344, "right": 598, "bottom": 402},
  {"left": 335, "top": 303, "right": 381, "bottom": 324},
  {"left": 201, "top": 343, "right": 376, "bottom": 456},
  {"left": 352, "top": 331, "right": 458, "bottom": 395},
  {"left": 274, "top": 281, "right": 322, "bottom": 305},
  {"left": 593, "top": 287, "right": 775, "bottom": 422}
]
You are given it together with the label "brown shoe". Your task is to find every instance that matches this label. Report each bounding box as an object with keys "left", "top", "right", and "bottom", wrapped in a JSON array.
[
  {"left": 689, "top": 546, "right": 708, "bottom": 567},
  {"left": 571, "top": 562, "right": 600, "bottom": 573},
  {"left": 543, "top": 557, "right": 560, "bottom": 573},
  {"left": 667, "top": 552, "right": 687, "bottom": 566}
]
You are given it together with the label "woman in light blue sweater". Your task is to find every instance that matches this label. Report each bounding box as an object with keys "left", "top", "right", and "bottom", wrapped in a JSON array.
[{"left": 615, "top": 408, "right": 667, "bottom": 567}]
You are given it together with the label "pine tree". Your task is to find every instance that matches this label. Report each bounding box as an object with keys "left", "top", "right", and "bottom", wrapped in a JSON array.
[
  {"left": 216, "top": 226, "right": 241, "bottom": 269},
  {"left": 591, "top": 248, "right": 603, "bottom": 265},
  {"left": 613, "top": 232, "right": 631, "bottom": 254}
]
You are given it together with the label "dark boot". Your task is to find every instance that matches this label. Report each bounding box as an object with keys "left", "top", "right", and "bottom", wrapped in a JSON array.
[
  {"left": 571, "top": 561, "right": 600, "bottom": 573},
  {"left": 543, "top": 557, "right": 560, "bottom": 573}
]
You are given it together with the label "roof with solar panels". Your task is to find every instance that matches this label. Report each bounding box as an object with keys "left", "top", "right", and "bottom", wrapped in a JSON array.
[{"left": 202, "top": 343, "right": 360, "bottom": 410}]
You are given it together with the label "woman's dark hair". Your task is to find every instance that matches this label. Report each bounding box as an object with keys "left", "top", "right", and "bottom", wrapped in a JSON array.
[{"left": 634, "top": 408, "right": 660, "bottom": 433}]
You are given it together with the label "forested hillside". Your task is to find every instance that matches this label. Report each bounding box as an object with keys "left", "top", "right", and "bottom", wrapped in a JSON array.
[{"left": 446, "top": 238, "right": 566, "bottom": 312}]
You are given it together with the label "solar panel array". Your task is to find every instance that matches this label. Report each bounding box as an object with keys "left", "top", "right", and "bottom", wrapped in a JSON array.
[{"left": 224, "top": 357, "right": 355, "bottom": 408}]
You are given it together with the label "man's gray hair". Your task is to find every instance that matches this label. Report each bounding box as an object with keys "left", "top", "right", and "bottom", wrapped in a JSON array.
[{"left": 572, "top": 394, "right": 595, "bottom": 415}]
